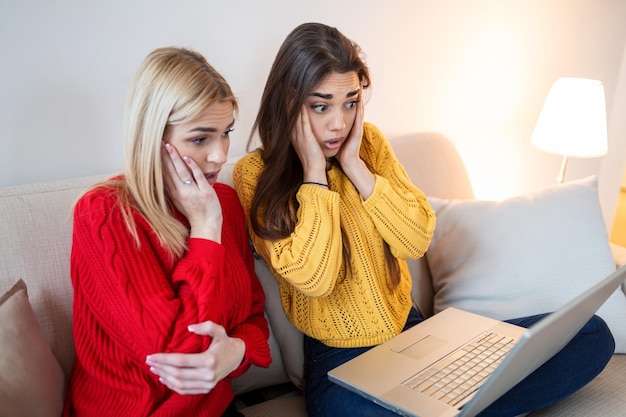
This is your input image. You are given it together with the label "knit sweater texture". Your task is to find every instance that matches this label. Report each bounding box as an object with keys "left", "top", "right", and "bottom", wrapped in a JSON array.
[
  {"left": 64, "top": 180, "right": 271, "bottom": 417},
  {"left": 233, "top": 122, "right": 435, "bottom": 348}
]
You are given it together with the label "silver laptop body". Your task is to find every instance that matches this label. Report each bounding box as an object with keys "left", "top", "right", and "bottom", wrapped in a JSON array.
[{"left": 328, "top": 266, "right": 626, "bottom": 417}]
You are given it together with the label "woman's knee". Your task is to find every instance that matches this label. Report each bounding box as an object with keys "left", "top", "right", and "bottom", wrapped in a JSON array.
[{"left": 582, "top": 315, "right": 615, "bottom": 356}]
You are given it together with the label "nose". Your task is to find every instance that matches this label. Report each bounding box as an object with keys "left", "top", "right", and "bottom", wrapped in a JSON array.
[
  {"left": 207, "top": 140, "right": 228, "bottom": 165},
  {"left": 328, "top": 108, "right": 346, "bottom": 131}
]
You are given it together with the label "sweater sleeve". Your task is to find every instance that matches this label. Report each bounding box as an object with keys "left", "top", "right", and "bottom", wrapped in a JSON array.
[
  {"left": 360, "top": 123, "right": 436, "bottom": 259},
  {"left": 233, "top": 154, "right": 343, "bottom": 297},
  {"left": 70, "top": 188, "right": 222, "bottom": 364}
]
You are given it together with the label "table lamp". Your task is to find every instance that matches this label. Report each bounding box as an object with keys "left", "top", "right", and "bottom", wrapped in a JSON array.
[{"left": 531, "top": 77, "right": 608, "bottom": 183}]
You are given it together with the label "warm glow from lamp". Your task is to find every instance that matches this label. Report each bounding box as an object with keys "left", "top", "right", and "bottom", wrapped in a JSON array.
[{"left": 531, "top": 77, "right": 608, "bottom": 183}]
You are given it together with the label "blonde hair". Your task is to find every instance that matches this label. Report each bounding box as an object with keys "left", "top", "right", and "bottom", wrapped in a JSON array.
[{"left": 108, "top": 47, "right": 237, "bottom": 259}]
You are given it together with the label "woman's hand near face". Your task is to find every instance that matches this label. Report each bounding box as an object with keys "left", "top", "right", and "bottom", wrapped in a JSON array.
[
  {"left": 336, "top": 95, "right": 376, "bottom": 199},
  {"left": 336, "top": 94, "right": 364, "bottom": 169},
  {"left": 292, "top": 106, "right": 328, "bottom": 183},
  {"left": 146, "top": 321, "right": 245, "bottom": 395},
  {"left": 162, "top": 143, "right": 223, "bottom": 242}
]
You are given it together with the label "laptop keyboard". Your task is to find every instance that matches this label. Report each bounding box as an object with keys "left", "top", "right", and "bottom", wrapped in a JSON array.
[{"left": 402, "top": 331, "right": 516, "bottom": 406}]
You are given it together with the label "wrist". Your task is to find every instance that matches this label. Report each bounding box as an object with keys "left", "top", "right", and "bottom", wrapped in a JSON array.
[
  {"left": 340, "top": 157, "right": 366, "bottom": 176},
  {"left": 232, "top": 337, "right": 246, "bottom": 366},
  {"left": 301, "top": 181, "right": 329, "bottom": 188},
  {"left": 189, "top": 221, "right": 222, "bottom": 243},
  {"left": 342, "top": 159, "right": 376, "bottom": 199}
]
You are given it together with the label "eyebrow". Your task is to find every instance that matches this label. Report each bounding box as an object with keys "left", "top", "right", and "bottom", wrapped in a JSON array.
[
  {"left": 188, "top": 120, "right": 235, "bottom": 133},
  {"left": 310, "top": 88, "right": 360, "bottom": 100}
]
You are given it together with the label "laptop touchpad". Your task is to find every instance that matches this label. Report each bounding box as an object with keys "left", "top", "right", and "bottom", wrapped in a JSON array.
[{"left": 395, "top": 335, "right": 448, "bottom": 360}]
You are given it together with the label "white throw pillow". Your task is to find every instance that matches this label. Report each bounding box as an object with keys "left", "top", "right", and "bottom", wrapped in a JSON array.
[{"left": 426, "top": 176, "right": 626, "bottom": 353}]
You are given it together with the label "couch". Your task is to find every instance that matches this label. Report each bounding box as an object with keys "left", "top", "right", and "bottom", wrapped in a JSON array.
[{"left": 1, "top": 131, "right": 625, "bottom": 417}]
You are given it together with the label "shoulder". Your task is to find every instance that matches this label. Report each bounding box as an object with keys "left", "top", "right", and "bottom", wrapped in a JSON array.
[
  {"left": 361, "top": 122, "right": 392, "bottom": 156},
  {"left": 363, "top": 122, "right": 385, "bottom": 139},
  {"left": 233, "top": 150, "right": 264, "bottom": 185},
  {"left": 234, "top": 150, "right": 263, "bottom": 173},
  {"left": 73, "top": 179, "right": 126, "bottom": 226},
  {"left": 76, "top": 178, "right": 122, "bottom": 211}
]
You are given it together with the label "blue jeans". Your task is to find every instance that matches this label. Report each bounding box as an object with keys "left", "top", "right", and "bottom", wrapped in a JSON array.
[{"left": 303, "top": 308, "right": 615, "bottom": 417}]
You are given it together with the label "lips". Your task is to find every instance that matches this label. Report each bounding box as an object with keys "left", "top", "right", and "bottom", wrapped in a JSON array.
[
  {"left": 323, "top": 137, "right": 345, "bottom": 150},
  {"left": 204, "top": 171, "right": 219, "bottom": 184}
]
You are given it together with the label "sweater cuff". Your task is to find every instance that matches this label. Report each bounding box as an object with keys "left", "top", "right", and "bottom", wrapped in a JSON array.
[
  {"left": 186, "top": 237, "right": 223, "bottom": 253},
  {"left": 185, "top": 238, "right": 225, "bottom": 266},
  {"left": 298, "top": 183, "right": 332, "bottom": 194},
  {"left": 171, "top": 238, "right": 225, "bottom": 288},
  {"left": 228, "top": 324, "right": 272, "bottom": 378},
  {"left": 362, "top": 174, "right": 386, "bottom": 209}
]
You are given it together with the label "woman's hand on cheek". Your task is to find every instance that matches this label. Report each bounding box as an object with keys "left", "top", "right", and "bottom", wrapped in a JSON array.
[
  {"left": 291, "top": 106, "right": 327, "bottom": 176},
  {"left": 335, "top": 96, "right": 375, "bottom": 199},
  {"left": 336, "top": 95, "right": 364, "bottom": 170},
  {"left": 161, "top": 143, "right": 222, "bottom": 241},
  {"left": 145, "top": 321, "right": 245, "bottom": 395}
]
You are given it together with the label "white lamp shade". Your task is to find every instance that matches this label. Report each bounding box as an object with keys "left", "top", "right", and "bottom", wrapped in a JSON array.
[{"left": 531, "top": 78, "right": 608, "bottom": 158}]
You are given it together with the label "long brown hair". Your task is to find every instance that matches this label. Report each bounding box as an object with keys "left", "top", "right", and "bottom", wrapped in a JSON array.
[{"left": 248, "top": 22, "right": 401, "bottom": 287}]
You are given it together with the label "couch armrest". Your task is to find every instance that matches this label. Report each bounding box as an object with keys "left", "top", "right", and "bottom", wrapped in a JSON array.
[{"left": 610, "top": 243, "right": 626, "bottom": 269}]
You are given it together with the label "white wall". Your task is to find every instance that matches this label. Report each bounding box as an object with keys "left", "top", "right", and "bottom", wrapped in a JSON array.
[{"left": 2, "top": 0, "right": 625, "bottom": 228}]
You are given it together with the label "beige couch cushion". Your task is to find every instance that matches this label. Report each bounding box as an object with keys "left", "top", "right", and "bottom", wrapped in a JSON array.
[
  {"left": 240, "top": 394, "right": 307, "bottom": 417},
  {"left": 392, "top": 132, "right": 476, "bottom": 318},
  {"left": 0, "top": 279, "right": 65, "bottom": 417},
  {"left": 252, "top": 257, "right": 305, "bottom": 390},
  {"left": 390, "top": 132, "right": 474, "bottom": 200},
  {"left": 0, "top": 175, "right": 107, "bottom": 377}
]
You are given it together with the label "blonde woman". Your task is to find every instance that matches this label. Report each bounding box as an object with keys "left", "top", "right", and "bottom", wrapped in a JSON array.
[{"left": 63, "top": 47, "right": 270, "bottom": 417}]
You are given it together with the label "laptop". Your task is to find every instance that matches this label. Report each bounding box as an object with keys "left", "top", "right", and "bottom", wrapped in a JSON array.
[{"left": 328, "top": 265, "right": 626, "bottom": 417}]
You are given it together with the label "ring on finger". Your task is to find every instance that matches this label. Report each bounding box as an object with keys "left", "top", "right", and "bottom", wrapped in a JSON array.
[{"left": 183, "top": 178, "right": 193, "bottom": 185}]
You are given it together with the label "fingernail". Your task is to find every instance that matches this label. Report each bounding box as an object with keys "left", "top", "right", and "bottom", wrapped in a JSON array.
[
  {"left": 188, "top": 324, "right": 197, "bottom": 332},
  {"left": 182, "top": 156, "right": 191, "bottom": 164}
]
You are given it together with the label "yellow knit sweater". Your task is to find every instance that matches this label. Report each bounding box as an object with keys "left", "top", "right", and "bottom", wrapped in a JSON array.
[{"left": 233, "top": 123, "right": 435, "bottom": 348}]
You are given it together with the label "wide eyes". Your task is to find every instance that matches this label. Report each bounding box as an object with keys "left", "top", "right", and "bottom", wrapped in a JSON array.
[
  {"left": 346, "top": 99, "right": 360, "bottom": 109},
  {"left": 309, "top": 100, "right": 359, "bottom": 114},
  {"left": 311, "top": 104, "right": 328, "bottom": 113}
]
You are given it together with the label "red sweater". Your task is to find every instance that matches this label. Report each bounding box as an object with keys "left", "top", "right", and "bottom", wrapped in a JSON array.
[{"left": 64, "top": 181, "right": 271, "bottom": 417}]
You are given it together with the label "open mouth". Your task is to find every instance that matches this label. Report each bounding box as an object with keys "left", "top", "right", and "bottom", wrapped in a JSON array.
[
  {"left": 324, "top": 138, "right": 344, "bottom": 150},
  {"left": 204, "top": 171, "right": 219, "bottom": 184}
]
